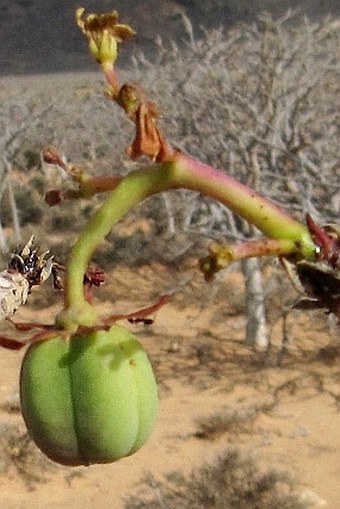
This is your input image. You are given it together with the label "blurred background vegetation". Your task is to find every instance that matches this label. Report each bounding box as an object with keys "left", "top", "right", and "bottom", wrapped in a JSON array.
[{"left": 0, "top": 0, "right": 339, "bottom": 74}]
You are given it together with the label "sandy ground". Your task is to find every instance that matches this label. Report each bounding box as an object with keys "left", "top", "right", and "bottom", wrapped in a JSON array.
[{"left": 0, "top": 263, "right": 339, "bottom": 509}]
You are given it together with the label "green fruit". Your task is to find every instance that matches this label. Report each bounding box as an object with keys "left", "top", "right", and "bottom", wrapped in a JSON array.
[{"left": 20, "top": 325, "right": 158, "bottom": 466}]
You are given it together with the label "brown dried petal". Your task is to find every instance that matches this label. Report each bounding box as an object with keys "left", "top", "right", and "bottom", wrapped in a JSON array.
[{"left": 76, "top": 8, "right": 135, "bottom": 40}]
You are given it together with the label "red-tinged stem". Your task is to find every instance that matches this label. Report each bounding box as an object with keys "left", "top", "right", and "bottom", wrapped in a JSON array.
[
  {"left": 172, "top": 152, "right": 316, "bottom": 259},
  {"left": 79, "top": 175, "right": 123, "bottom": 197},
  {"left": 56, "top": 154, "right": 317, "bottom": 331},
  {"left": 222, "top": 238, "right": 297, "bottom": 264},
  {"left": 200, "top": 238, "right": 299, "bottom": 280},
  {"left": 101, "top": 63, "right": 120, "bottom": 95}
]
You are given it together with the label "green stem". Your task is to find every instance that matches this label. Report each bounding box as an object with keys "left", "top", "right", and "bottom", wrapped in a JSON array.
[
  {"left": 56, "top": 154, "right": 316, "bottom": 331},
  {"left": 56, "top": 162, "right": 175, "bottom": 331},
  {"left": 173, "top": 153, "right": 316, "bottom": 257}
]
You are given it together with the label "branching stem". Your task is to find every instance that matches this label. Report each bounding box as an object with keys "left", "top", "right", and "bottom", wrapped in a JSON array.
[{"left": 56, "top": 153, "right": 316, "bottom": 331}]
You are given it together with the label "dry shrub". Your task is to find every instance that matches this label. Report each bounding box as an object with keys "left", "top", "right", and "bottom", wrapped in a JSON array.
[
  {"left": 194, "top": 404, "right": 269, "bottom": 440},
  {"left": 124, "top": 447, "right": 310, "bottom": 509}
]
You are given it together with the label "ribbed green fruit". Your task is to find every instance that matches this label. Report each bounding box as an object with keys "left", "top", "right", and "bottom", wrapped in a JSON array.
[{"left": 20, "top": 325, "right": 158, "bottom": 466}]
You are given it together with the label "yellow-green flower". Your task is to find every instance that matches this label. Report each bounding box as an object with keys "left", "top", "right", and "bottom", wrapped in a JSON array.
[{"left": 76, "top": 8, "right": 136, "bottom": 66}]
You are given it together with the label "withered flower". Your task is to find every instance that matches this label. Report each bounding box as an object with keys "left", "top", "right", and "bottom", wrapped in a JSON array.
[
  {"left": 76, "top": 8, "right": 136, "bottom": 67},
  {"left": 118, "top": 83, "right": 171, "bottom": 161}
]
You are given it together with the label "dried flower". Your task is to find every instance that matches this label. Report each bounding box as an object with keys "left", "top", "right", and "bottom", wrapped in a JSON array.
[
  {"left": 118, "top": 83, "right": 171, "bottom": 161},
  {"left": 76, "top": 8, "right": 135, "bottom": 66}
]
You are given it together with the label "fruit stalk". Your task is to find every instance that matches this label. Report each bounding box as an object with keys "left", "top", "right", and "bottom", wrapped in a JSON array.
[{"left": 57, "top": 152, "right": 316, "bottom": 331}]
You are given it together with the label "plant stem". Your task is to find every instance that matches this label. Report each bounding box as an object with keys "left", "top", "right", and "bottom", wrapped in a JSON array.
[
  {"left": 173, "top": 153, "right": 316, "bottom": 257},
  {"left": 56, "top": 163, "right": 175, "bottom": 330},
  {"left": 56, "top": 154, "right": 316, "bottom": 331}
]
